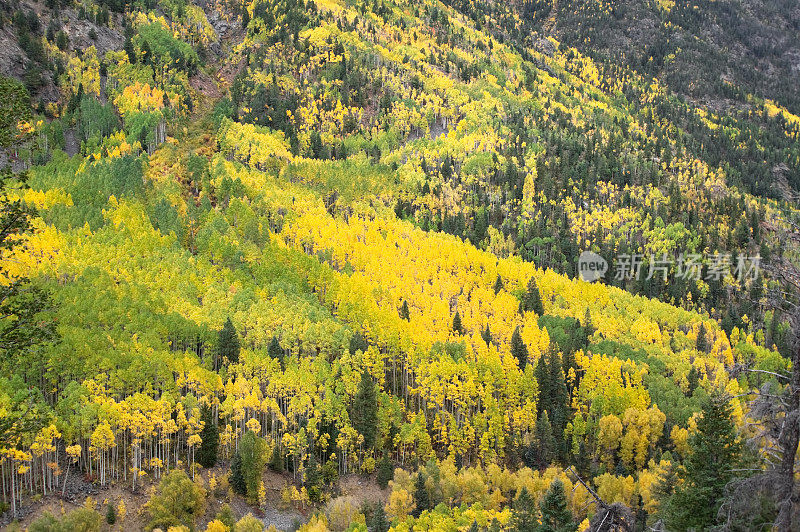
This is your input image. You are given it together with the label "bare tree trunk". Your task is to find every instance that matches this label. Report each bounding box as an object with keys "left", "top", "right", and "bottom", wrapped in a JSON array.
[{"left": 775, "top": 343, "right": 800, "bottom": 531}]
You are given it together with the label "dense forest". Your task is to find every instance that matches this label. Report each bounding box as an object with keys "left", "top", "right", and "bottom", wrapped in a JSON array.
[{"left": 0, "top": 0, "right": 798, "bottom": 530}]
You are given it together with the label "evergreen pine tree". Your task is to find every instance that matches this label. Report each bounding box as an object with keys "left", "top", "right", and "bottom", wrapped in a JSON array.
[
  {"left": 351, "top": 372, "right": 378, "bottom": 448},
  {"left": 215, "top": 504, "right": 235, "bottom": 530},
  {"left": 216, "top": 317, "right": 240, "bottom": 370},
  {"left": 493, "top": 274, "right": 504, "bottom": 294},
  {"left": 441, "top": 156, "right": 452, "bottom": 180},
  {"left": 376, "top": 454, "right": 393, "bottom": 489},
  {"left": 511, "top": 487, "right": 538, "bottom": 532},
  {"left": 468, "top": 521, "right": 479, "bottom": 532},
  {"left": 105, "top": 503, "right": 116, "bottom": 525},
  {"left": 535, "top": 410, "right": 556, "bottom": 467},
  {"left": 197, "top": 406, "right": 219, "bottom": 468},
  {"left": 349, "top": 331, "right": 368, "bottom": 354},
  {"left": 482, "top": 324, "right": 492, "bottom": 346},
  {"left": 452, "top": 311, "right": 463, "bottom": 335},
  {"left": 413, "top": 471, "right": 429, "bottom": 517},
  {"left": 696, "top": 323, "right": 708, "bottom": 353},
  {"left": 511, "top": 326, "right": 529, "bottom": 370},
  {"left": 652, "top": 461, "right": 679, "bottom": 502},
  {"left": 523, "top": 277, "right": 544, "bottom": 315},
  {"left": 661, "top": 391, "right": 741, "bottom": 530},
  {"left": 269, "top": 445, "right": 284, "bottom": 472},
  {"left": 548, "top": 352, "right": 569, "bottom": 459},
  {"left": 686, "top": 366, "right": 699, "bottom": 396},
  {"left": 536, "top": 354, "right": 551, "bottom": 415},
  {"left": 583, "top": 308, "right": 594, "bottom": 338},
  {"left": 538, "top": 479, "right": 574, "bottom": 532},
  {"left": 267, "top": 336, "right": 284, "bottom": 364},
  {"left": 399, "top": 300, "right": 410, "bottom": 321},
  {"left": 370, "top": 504, "right": 389, "bottom": 532},
  {"left": 305, "top": 455, "right": 323, "bottom": 502},
  {"left": 230, "top": 451, "right": 246, "bottom": 495}
]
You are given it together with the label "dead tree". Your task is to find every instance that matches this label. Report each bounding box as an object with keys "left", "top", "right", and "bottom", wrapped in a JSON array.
[
  {"left": 721, "top": 223, "right": 800, "bottom": 531},
  {"left": 568, "top": 467, "right": 636, "bottom": 532}
]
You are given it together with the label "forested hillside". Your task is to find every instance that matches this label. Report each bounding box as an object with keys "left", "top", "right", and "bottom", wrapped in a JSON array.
[{"left": 0, "top": 0, "right": 798, "bottom": 530}]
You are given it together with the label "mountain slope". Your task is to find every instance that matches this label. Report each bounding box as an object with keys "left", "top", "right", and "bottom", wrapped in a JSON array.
[{"left": 0, "top": 0, "right": 797, "bottom": 529}]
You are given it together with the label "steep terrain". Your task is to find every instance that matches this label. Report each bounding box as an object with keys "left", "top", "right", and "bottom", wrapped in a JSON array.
[{"left": 0, "top": 0, "right": 797, "bottom": 530}]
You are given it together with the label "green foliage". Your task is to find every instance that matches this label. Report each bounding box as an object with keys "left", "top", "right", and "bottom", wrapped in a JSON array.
[
  {"left": 216, "top": 317, "right": 240, "bottom": 370},
  {"left": 370, "top": 504, "right": 389, "bottom": 532},
  {"left": 376, "top": 455, "right": 393, "bottom": 489},
  {"left": 134, "top": 22, "right": 199, "bottom": 75},
  {"left": 481, "top": 324, "right": 493, "bottom": 346},
  {"left": 538, "top": 479, "right": 574, "bottom": 532},
  {"left": 146, "top": 470, "right": 206, "bottom": 531},
  {"left": 76, "top": 96, "right": 119, "bottom": 143},
  {"left": 351, "top": 371, "right": 378, "bottom": 448},
  {"left": 0, "top": 173, "right": 56, "bottom": 445},
  {"left": 533, "top": 410, "right": 556, "bottom": 468},
  {"left": 413, "top": 471, "right": 429, "bottom": 517},
  {"left": 511, "top": 326, "right": 528, "bottom": 370},
  {"left": 493, "top": 275, "right": 504, "bottom": 294},
  {"left": 696, "top": 323, "right": 708, "bottom": 353},
  {"left": 304, "top": 455, "right": 323, "bottom": 502},
  {"left": 660, "top": 391, "right": 742, "bottom": 530},
  {"left": 31, "top": 154, "right": 144, "bottom": 230},
  {"left": 452, "top": 311, "right": 463, "bottom": 335},
  {"left": 239, "top": 430, "right": 269, "bottom": 500},
  {"left": 268, "top": 335, "right": 285, "bottom": 363},
  {"left": 216, "top": 504, "right": 236, "bottom": 530},
  {"left": 230, "top": 451, "right": 247, "bottom": 496},
  {"left": 349, "top": 331, "right": 368, "bottom": 355},
  {"left": 0, "top": 76, "right": 31, "bottom": 148},
  {"left": 197, "top": 406, "right": 219, "bottom": 468},
  {"left": 511, "top": 487, "right": 538, "bottom": 532},
  {"left": 522, "top": 277, "right": 544, "bottom": 315},
  {"left": 29, "top": 507, "right": 102, "bottom": 532},
  {"left": 269, "top": 445, "right": 284, "bottom": 472},
  {"left": 105, "top": 503, "right": 116, "bottom": 525},
  {"left": 399, "top": 300, "right": 410, "bottom": 321},
  {"left": 537, "top": 315, "right": 588, "bottom": 357}
]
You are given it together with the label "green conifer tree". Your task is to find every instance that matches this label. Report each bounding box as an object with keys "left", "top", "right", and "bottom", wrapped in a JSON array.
[
  {"left": 696, "top": 323, "right": 708, "bottom": 353},
  {"left": 523, "top": 277, "right": 544, "bottom": 315},
  {"left": 538, "top": 478, "right": 574, "bottom": 532},
  {"left": 511, "top": 326, "right": 529, "bottom": 370},
  {"left": 493, "top": 274, "right": 504, "bottom": 294},
  {"left": 399, "top": 300, "right": 410, "bottom": 321},
  {"left": 376, "top": 454, "right": 393, "bottom": 489},
  {"left": 482, "top": 324, "right": 492, "bottom": 346},
  {"left": 413, "top": 471, "right": 429, "bottom": 517},
  {"left": 230, "top": 451, "right": 246, "bottom": 495},
  {"left": 197, "top": 406, "right": 219, "bottom": 468},
  {"left": 370, "top": 504, "right": 389, "bottom": 532},
  {"left": 351, "top": 372, "right": 378, "bottom": 448},
  {"left": 267, "top": 336, "right": 284, "bottom": 365},
  {"left": 452, "top": 311, "right": 463, "bottom": 335},
  {"left": 661, "top": 391, "right": 741, "bottom": 530},
  {"left": 216, "top": 317, "right": 240, "bottom": 370},
  {"left": 535, "top": 410, "right": 557, "bottom": 467},
  {"left": 511, "top": 487, "right": 538, "bottom": 532}
]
